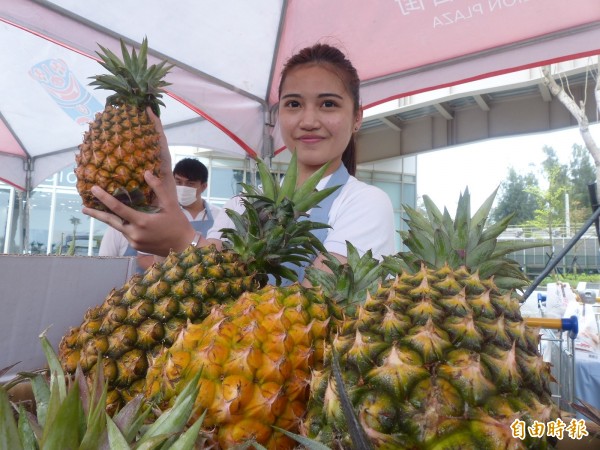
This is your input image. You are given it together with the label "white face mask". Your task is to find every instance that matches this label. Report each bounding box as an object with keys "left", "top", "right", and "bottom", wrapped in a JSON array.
[{"left": 176, "top": 185, "right": 198, "bottom": 206}]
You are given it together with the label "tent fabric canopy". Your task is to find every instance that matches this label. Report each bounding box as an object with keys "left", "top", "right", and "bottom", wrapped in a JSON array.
[{"left": 1, "top": 0, "right": 600, "bottom": 191}]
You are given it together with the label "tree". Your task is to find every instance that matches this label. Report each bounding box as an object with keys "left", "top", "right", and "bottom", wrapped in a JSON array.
[
  {"left": 541, "top": 61, "right": 600, "bottom": 189},
  {"left": 569, "top": 142, "right": 596, "bottom": 220},
  {"left": 541, "top": 145, "right": 570, "bottom": 222},
  {"left": 491, "top": 168, "right": 539, "bottom": 224},
  {"left": 67, "top": 216, "right": 81, "bottom": 256},
  {"left": 522, "top": 147, "right": 570, "bottom": 251}
]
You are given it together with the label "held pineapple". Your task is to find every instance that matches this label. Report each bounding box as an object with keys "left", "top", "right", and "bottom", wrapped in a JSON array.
[
  {"left": 75, "top": 38, "right": 172, "bottom": 211},
  {"left": 303, "top": 189, "right": 560, "bottom": 449},
  {"left": 59, "top": 153, "right": 338, "bottom": 414}
]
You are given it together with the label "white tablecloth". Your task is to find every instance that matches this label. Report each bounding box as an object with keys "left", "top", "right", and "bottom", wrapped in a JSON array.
[{"left": 575, "top": 351, "right": 600, "bottom": 412}]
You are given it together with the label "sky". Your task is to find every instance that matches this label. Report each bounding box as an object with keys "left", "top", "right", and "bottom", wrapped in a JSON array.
[{"left": 415, "top": 124, "right": 600, "bottom": 214}]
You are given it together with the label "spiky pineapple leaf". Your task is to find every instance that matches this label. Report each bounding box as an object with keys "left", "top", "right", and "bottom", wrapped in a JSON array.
[
  {"left": 453, "top": 189, "right": 471, "bottom": 238},
  {"left": 78, "top": 365, "right": 109, "bottom": 450},
  {"left": 422, "top": 195, "right": 444, "bottom": 226},
  {"left": 20, "top": 372, "right": 50, "bottom": 428},
  {"left": 479, "top": 214, "right": 513, "bottom": 243},
  {"left": 92, "top": 38, "right": 173, "bottom": 115},
  {"left": 331, "top": 350, "right": 374, "bottom": 450},
  {"left": 0, "top": 362, "right": 20, "bottom": 381},
  {"left": 167, "top": 410, "right": 206, "bottom": 450},
  {"left": 277, "top": 151, "right": 298, "bottom": 204},
  {"left": 0, "top": 387, "right": 22, "bottom": 450},
  {"left": 402, "top": 228, "right": 436, "bottom": 265},
  {"left": 493, "top": 239, "right": 550, "bottom": 258},
  {"left": 272, "top": 427, "right": 331, "bottom": 450},
  {"left": 470, "top": 187, "right": 497, "bottom": 231},
  {"left": 138, "top": 372, "right": 200, "bottom": 445},
  {"left": 17, "top": 404, "right": 37, "bottom": 449},
  {"left": 39, "top": 330, "right": 66, "bottom": 401},
  {"left": 465, "top": 239, "right": 496, "bottom": 268},
  {"left": 403, "top": 205, "right": 435, "bottom": 236},
  {"left": 41, "top": 379, "right": 82, "bottom": 449},
  {"left": 440, "top": 208, "right": 455, "bottom": 240},
  {"left": 254, "top": 157, "right": 277, "bottom": 200},
  {"left": 106, "top": 415, "right": 133, "bottom": 449},
  {"left": 432, "top": 228, "right": 456, "bottom": 268},
  {"left": 306, "top": 242, "right": 383, "bottom": 307},
  {"left": 571, "top": 398, "right": 600, "bottom": 425}
]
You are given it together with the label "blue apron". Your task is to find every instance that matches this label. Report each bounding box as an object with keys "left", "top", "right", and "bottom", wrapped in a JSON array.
[
  {"left": 188, "top": 202, "right": 215, "bottom": 236},
  {"left": 125, "top": 202, "right": 215, "bottom": 272},
  {"left": 279, "top": 163, "right": 349, "bottom": 285}
]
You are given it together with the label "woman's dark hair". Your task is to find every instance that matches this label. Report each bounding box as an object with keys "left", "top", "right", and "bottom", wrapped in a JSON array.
[
  {"left": 278, "top": 43, "right": 360, "bottom": 175},
  {"left": 173, "top": 158, "right": 208, "bottom": 183}
]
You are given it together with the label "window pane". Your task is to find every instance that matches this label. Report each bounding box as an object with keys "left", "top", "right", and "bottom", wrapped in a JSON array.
[
  {"left": 28, "top": 189, "right": 52, "bottom": 253},
  {"left": 210, "top": 168, "right": 244, "bottom": 199},
  {"left": 51, "top": 192, "right": 90, "bottom": 255},
  {"left": 373, "top": 181, "right": 401, "bottom": 207},
  {"left": 402, "top": 183, "right": 416, "bottom": 209},
  {"left": 0, "top": 188, "right": 11, "bottom": 252}
]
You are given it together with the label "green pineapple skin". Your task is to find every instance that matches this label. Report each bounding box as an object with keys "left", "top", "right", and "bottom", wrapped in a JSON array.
[
  {"left": 303, "top": 189, "right": 556, "bottom": 449},
  {"left": 305, "top": 265, "right": 559, "bottom": 449}
]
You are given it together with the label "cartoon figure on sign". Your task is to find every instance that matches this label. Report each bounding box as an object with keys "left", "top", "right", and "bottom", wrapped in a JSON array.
[{"left": 29, "top": 58, "right": 102, "bottom": 125}]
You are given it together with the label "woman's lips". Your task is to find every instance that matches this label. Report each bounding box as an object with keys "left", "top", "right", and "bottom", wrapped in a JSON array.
[{"left": 298, "top": 135, "right": 324, "bottom": 144}]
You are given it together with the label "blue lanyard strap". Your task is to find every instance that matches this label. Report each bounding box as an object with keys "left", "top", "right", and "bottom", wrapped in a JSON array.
[{"left": 290, "top": 162, "right": 349, "bottom": 283}]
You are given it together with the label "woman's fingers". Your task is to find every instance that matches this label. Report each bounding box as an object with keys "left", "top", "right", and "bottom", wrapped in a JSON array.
[
  {"left": 147, "top": 107, "right": 173, "bottom": 176},
  {"left": 90, "top": 186, "right": 138, "bottom": 221},
  {"left": 82, "top": 186, "right": 140, "bottom": 231}
]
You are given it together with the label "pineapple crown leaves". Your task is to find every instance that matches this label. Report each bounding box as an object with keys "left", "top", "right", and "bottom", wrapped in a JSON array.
[
  {"left": 392, "top": 187, "right": 549, "bottom": 291},
  {"left": 0, "top": 333, "right": 204, "bottom": 450},
  {"left": 219, "top": 153, "right": 342, "bottom": 284},
  {"left": 305, "top": 241, "right": 384, "bottom": 307},
  {"left": 91, "top": 37, "right": 174, "bottom": 116}
]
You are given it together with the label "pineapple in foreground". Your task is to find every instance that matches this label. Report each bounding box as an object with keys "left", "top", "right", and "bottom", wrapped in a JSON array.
[
  {"left": 145, "top": 243, "right": 380, "bottom": 447},
  {"left": 303, "top": 189, "right": 559, "bottom": 449},
  {"left": 59, "top": 153, "right": 337, "bottom": 414},
  {"left": 147, "top": 284, "right": 332, "bottom": 449},
  {"left": 75, "top": 37, "right": 172, "bottom": 211}
]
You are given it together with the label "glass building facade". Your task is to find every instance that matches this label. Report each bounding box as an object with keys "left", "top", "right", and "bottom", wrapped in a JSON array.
[{"left": 0, "top": 147, "right": 416, "bottom": 256}]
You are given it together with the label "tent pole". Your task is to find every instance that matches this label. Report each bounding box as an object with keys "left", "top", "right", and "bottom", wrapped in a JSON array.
[
  {"left": 22, "top": 157, "right": 33, "bottom": 254},
  {"left": 4, "top": 188, "right": 15, "bottom": 253},
  {"left": 262, "top": 108, "right": 275, "bottom": 166}
]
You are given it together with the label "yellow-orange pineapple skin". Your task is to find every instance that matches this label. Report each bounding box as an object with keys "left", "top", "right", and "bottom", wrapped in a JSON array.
[
  {"left": 75, "top": 103, "right": 161, "bottom": 211},
  {"left": 146, "top": 283, "right": 330, "bottom": 449},
  {"left": 58, "top": 245, "right": 259, "bottom": 415}
]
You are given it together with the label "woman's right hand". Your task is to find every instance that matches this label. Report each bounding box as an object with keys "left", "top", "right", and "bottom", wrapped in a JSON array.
[{"left": 82, "top": 108, "right": 197, "bottom": 256}]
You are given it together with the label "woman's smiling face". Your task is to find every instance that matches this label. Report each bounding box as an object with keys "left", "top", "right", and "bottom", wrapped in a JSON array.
[{"left": 278, "top": 64, "right": 362, "bottom": 178}]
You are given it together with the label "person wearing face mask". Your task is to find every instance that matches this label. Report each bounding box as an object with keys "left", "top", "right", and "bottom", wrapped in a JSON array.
[
  {"left": 172, "top": 158, "right": 221, "bottom": 236},
  {"left": 99, "top": 158, "right": 220, "bottom": 271}
]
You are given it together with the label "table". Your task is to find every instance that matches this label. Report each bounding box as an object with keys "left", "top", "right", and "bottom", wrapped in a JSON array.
[{"left": 575, "top": 351, "right": 600, "bottom": 413}]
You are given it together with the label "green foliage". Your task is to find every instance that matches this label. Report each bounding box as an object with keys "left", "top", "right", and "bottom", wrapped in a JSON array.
[
  {"left": 523, "top": 146, "right": 569, "bottom": 235},
  {"left": 491, "top": 168, "right": 539, "bottom": 224},
  {"left": 492, "top": 143, "right": 598, "bottom": 230},
  {"left": 569, "top": 143, "right": 597, "bottom": 222},
  {"left": 539, "top": 272, "right": 600, "bottom": 288},
  {"left": 0, "top": 332, "right": 207, "bottom": 450}
]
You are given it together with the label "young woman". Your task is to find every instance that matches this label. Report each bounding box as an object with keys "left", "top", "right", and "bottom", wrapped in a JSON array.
[{"left": 84, "top": 43, "right": 397, "bottom": 280}]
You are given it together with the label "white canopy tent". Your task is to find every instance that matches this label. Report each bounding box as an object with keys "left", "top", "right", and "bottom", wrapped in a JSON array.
[{"left": 1, "top": 0, "right": 600, "bottom": 194}]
